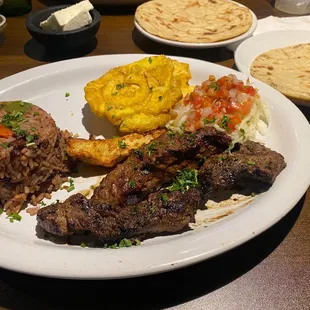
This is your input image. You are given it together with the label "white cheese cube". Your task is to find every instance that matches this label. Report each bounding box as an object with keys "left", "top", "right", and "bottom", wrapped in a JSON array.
[{"left": 40, "top": 0, "right": 94, "bottom": 32}]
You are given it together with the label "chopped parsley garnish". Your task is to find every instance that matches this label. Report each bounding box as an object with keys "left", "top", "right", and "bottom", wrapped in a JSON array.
[
  {"left": 1, "top": 111, "right": 24, "bottom": 128},
  {"left": 67, "top": 178, "right": 75, "bottom": 192},
  {"left": 210, "top": 81, "right": 220, "bottom": 91},
  {"left": 128, "top": 180, "right": 136, "bottom": 188},
  {"left": 104, "top": 238, "right": 140, "bottom": 249},
  {"left": 119, "top": 238, "right": 132, "bottom": 248},
  {"left": 161, "top": 193, "right": 168, "bottom": 202},
  {"left": 118, "top": 139, "right": 126, "bottom": 149},
  {"left": 33, "top": 112, "right": 39, "bottom": 116},
  {"left": 247, "top": 161, "right": 256, "bottom": 166},
  {"left": 148, "top": 57, "right": 153, "bottom": 64},
  {"left": 203, "top": 116, "right": 216, "bottom": 125},
  {"left": 149, "top": 87, "right": 153, "bottom": 93},
  {"left": 240, "top": 128, "right": 245, "bottom": 138},
  {"left": 7, "top": 212, "right": 22, "bottom": 223},
  {"left": 168, "top": 169, "right": 199, "bottom": 193},
  {"left": 31, "top": 127, "right": 36, "bottom": 132},
  {"left": 65, "top": 92, "right": 70, "bottom": 97},
  {"left": 168, "top": 130, "right": 176, "bottom": 138},
  {"left": 40, "top": 201, "right": 47, "bottom": 206},
  {"left": 80, "top": 242, "right": 87, "bottom": 248},
  {"left": 218, "top": 156, "right": 227, "bottom": 161},
  {"left": 14, "top": 128, "right": 28, "bottom": 138},
  {"left": 220, "top": 116, "right": 231, "bottom": 130},
  {"left": 112, "top": 115, "right": 116, "bottom": 119},
  {"left": 26, "top": 134, "right": 39, "bottom": 143},
  {"left": 147, "top": 142, "right": 156, "bottom": 156},
  {"left": 180, "top": 121, "right": 187, "bottom": 132},
  {"left": 116, "top": 84, "right": 125, "bottom": 90},
  {"left": 251, "top": 192, "right": 257, "bottom": 197},
  {"left": 0, "top": 208, "right": 3, "bottom": 215},
  {"left": 107, "top": 105, "right": 113, "bottom": 111},
  {"left": 1, "top": 142, "right": 10, "bottom": 149},
  {"left": 113, "top": 135, "right": 119, "bottom": 138},
  {"left": 158, "top": 96, "right": 163, "bottom": 101},
  {"left": 199, "top": 156, "right": 206, "bottom": 164},
  {"left": 1, "top": 110, "right": 40, "bottom": 141},
  {"left": 111, "top": 92, "right": 118, "bottom": 96}
]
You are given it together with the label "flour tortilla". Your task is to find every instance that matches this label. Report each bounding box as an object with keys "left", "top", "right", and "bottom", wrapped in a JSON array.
[
  {"left": 250, "top": 43, "right": 310, "bottom": 102},
  {"left": 135, "top": 0, "right": 253, "bottom": 43}
]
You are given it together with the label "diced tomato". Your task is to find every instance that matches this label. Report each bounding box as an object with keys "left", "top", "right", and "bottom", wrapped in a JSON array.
[
  {"left": 226, "top": 99, "right": 252, "bottom": 116},
  {"left": 180, "top": 74, "right": 256, "bottom": 134},
  {"left": 244, "top": 85, "right": 256, "bottom": 96},
  {"left": 183, "top": 94, "right": 191, "bottom": 105},
  {"left": 228, "top": 115, "right": 242, "bottom": 131},
  {"left": 194, "top": 119, "right": 201, "bottom": 130},
  {"left": 191, "top": 93, "right": 203, "bottom": 106},
  {"left": 0, "top": 124, "right": 13, "bottom": 138},
  {"left": 195, "top": 110, "right": 201, "bottom": 119}
]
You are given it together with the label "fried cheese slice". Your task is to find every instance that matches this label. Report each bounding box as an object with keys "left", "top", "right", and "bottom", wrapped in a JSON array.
[{"left": 66, "top": 129, "right": 165, "bottom": 167}]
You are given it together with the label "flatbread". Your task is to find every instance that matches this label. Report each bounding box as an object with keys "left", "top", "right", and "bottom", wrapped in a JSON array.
[
  {"left": 135, "top": 0, "right": 253, "bottom": 43},
  {"left": 250, "top": 43, "right": 310, "bottom": 102}
]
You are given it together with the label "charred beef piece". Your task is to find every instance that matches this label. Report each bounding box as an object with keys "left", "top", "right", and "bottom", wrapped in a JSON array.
[
  {"left": 37, "top": 188, "right": 201, "bottom": 242},
  {"left": 37, "top": 137, "right": 286, "bottom": 243},
  {"left": 91, "top": 126, "right": 231, "bottom": 206},
  {"left": 36, "top": 193, "right": 91, "bottom": 236},
  {"left": 199, "top": 141, "right": 286, "bottom": 195}
]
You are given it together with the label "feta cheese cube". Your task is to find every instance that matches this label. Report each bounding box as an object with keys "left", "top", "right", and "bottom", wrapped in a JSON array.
[{"left": 40, "top": 0, "right": 94, "bottom": 32}]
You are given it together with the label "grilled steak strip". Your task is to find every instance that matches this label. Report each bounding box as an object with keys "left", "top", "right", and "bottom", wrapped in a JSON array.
[
  {"left": 91, "top": 126, "right": 231, "bottom": 207},
  {"left": 199, "top": 141, "right": 286, "bottom": 196},
  {"left": 37, "top": 188, "right": 201, "bottom": 242},
  {"left": 37, "top": 139, "right": 286, "bottom": 243},
  {"left": 36, "top": 194, "right": 91, "bottom": 236}
]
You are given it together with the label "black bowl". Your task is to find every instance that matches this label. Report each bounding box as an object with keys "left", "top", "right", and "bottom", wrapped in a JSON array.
[{"left": 25, "top": 5, "right": 101, "bottom": 51}]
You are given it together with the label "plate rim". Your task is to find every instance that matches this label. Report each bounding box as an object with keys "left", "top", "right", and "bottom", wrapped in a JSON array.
[
  {"left": 134, "top": 0, "right": 258, "bottom": 49},
  {"left": 0, "top": 53, "right": 310, "bottom": 280}
]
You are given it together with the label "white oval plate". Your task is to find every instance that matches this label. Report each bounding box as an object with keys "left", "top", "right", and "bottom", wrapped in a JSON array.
[
  {"left": 235, "top": 30, "right": 310, "bottom": 75},
  {"left": 0, "top": 54, "right": 309, "bottom": 280},
  {"left": 134, "top": 1, "right": 257, "bottom": 49}
]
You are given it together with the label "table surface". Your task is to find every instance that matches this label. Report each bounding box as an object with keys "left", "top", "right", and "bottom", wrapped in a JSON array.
[{"left": 0, "top": 1, "right": 309, "bottom": 309}]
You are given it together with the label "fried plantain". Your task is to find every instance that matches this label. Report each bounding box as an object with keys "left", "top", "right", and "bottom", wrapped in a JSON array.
[
  {"left": 66, "top": 129, "right": 165, "bottom": 167},
  {"left": 84, "top": 55, "right": 192, "bottom": 133}
]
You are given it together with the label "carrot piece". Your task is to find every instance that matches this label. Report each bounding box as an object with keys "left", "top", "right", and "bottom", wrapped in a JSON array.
[{"left": 0, "top": 124, "right": 13, "bottom": 138}]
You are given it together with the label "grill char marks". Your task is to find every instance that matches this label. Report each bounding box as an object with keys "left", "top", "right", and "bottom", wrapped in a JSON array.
[
  {"left": 199, "top": 141, "right": 287, "bottom": 196},
  {"left": 36, "top": 194, "right": 91, "bottom": 236},
  {"left": 91, "top": 126, "right": 231, "bottom": 207},
  {"left": 37, "top": 188, "right": 202, "bottom": 242},
  {"left": 36, "top": 130, "right": 287, "bottom": 244}
]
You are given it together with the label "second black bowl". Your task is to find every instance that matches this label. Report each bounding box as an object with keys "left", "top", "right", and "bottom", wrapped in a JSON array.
[{"left": 25, "top": 5, "right": 101, "bottom": 51}]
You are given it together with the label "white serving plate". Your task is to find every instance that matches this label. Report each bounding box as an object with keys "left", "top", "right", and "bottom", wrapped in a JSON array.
[
  {"left": 235, "top": 30, "right": 310, "bottom": 75},
  {"left": 134, "top": 1, "right": 257, "bottom": 49},
  {"left": 0, "top": 54, "right": 309, "bottom": 280}
]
